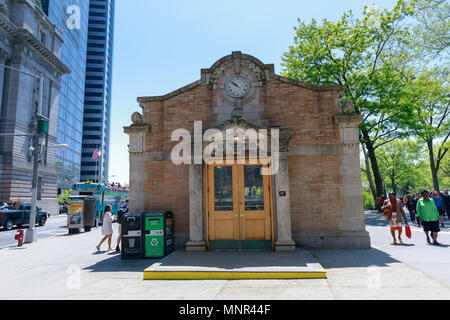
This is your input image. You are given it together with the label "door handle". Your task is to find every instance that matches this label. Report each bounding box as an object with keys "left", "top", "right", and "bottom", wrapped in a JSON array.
[
  {"left": 240, "top": 204, "right": 244, "bottom": 217},
  {"left": 234, "top": 206, "right": 238, "bottom": 218}
]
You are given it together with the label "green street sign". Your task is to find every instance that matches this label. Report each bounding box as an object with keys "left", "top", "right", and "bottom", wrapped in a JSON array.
[{"left": 37, "top": 119, "right": 48, "bottom": 134}]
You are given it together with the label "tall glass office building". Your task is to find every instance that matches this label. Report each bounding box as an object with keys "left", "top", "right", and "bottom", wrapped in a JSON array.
[
  {"left": 43, "top": 0, "right": 89, "bottom": 191},
  {"left": 80, "top": 0, "right": 115, "bottom": 183}
]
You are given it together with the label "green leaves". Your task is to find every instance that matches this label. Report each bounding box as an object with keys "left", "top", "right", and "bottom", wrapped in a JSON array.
[{"left": 282, "top": 0, "right": 449, "bottom": 192}]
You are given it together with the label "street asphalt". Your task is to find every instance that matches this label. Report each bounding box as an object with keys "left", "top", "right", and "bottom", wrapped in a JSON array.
[
  {"left": 364, "top": 210, "right": 450, "bottom": 287},
  {"left": 1, "top": 211, "right": 450, "bottom": 299},
  {"left": 0, "top": 214, "right": 67, "bottom": 247}
]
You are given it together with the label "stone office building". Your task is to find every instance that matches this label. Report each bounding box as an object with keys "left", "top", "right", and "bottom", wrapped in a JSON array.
[
  {"left": 0, "top": 0, "right": 69, "bottom": 213},
  {"left": 125, "top": 52, "right": 370, "bottom": 251}
]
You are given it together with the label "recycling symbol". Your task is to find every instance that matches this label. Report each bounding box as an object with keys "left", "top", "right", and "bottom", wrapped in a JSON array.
[{"left": 151, "top": 238, "right": 159, "bottom": 247}]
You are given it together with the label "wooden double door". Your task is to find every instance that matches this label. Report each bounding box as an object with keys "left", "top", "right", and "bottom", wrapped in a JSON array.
[{"left": 207, "top": 163, "right": 273, "bottom": 251}]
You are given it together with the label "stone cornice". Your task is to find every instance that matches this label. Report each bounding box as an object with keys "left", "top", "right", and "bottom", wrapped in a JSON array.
[
  {"left": 0, "top": 11, "right": 69, "bottom": 75},
  {"left": 271, "top": 74, "right": 346, "bottom": 92},
  {"left": 137, "top": 52, "right": 346, "bottom": 105},
  {"left": 16, "top": 28, "right": 70, "bottom": 75},
  {"left": 123, "top": 124, "right": 151, "bottom": 135},
  {"left": 333, "top": 114, "right": 363, "bottom": 125},
  {"left": 0, "top": 12, "right": 17, "bottom": 36},
  {"left": 15, "top": 0, "right": 63, "bottom": 41},
  {"left": 137, "top": 79, "right": 202, "bottom": 104}
]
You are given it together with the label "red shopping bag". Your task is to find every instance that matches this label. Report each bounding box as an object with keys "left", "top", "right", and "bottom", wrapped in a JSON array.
[{"left": 405, "top": 225, "right": 411, "bottom": 239}]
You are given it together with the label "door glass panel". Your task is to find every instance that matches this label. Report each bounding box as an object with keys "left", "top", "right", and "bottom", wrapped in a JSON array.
[
  {"left": 244, "top": 166, "right": 264, "bottom": 210},
  {"left": 214, "top": 166, "right": 233, "bottom": 211}
]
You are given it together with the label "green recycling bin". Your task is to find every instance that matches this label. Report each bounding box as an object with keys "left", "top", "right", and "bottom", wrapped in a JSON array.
[{"left": 143, "top": 212, "right": 173, "bottom": 258}]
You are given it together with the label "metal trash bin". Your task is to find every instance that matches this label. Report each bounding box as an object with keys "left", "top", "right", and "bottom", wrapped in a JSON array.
[
  {"left": 143, "top": 212, "right": 174, "bottom": 258},
  {"left": 82, "top": 197, "right": 96, "bottom": 232},
  {"left": 121, "top": 213, "right": 143, "bottom": 259}
]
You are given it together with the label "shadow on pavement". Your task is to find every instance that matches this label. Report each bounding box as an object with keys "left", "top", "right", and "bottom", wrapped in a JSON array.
[
  {"left": 83, "top": 254, "right": 161, "bottom": 272},
  {"left": 365, "top": 212, "right": 390, "bottom": 227},
  {"left": 310, "top": 247, "right": 400, "bottom": 269},
  {"left": 394, "top": 243, "right": 415, "bottom": 247}
]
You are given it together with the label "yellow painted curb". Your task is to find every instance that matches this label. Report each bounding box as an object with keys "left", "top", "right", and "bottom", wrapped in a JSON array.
[{"left": 143, "top": 270, "right": 327, "bottom": 280}]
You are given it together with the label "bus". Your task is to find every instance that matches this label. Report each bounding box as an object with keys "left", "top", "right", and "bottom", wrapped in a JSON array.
[{"left": 72, "top": 183, "right": 129, "bottom": 224}]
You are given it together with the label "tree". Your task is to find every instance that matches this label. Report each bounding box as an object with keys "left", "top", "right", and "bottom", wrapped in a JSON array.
[
  {"left": 376, "top": 139, "right": 424, "bottom": 194},
  {"left": 57, "top": 189, "right": 72, "bottom": 204},
  {"left": 403, "top": 68, "right": 449, "bottom": 192},
  {"left": 282, "top": 0, "right": 416, "bottom": 196},
  {"left": 409, "top": 0, "right": 450, "bottom": 61}
]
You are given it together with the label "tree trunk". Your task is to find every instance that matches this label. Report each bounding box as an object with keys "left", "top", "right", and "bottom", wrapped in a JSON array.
[
  {"left": 426, "top": 139, "right": 440, "bottom": 192},
  {"left": 362, "top": 144, "right": 377, "bottom": 203},
  {"left": 361, "top": 128, "right": 384, "bottom": 197}
]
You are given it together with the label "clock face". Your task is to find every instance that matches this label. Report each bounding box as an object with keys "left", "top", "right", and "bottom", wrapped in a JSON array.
[{"left": 225, "top": 74, "right": 251, "bottom": 98}]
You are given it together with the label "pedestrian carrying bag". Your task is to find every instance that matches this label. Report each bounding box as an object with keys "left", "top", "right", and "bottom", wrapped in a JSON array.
[
  {"left": 405, "top": 225, "right": 412, "bottom": 239},
  {"left": 382, "top": 206, "right": 392, "bottom": 219}
]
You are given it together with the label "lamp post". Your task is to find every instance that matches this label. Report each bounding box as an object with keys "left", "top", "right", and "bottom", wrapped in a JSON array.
[
  {"left": 24, "top": 142, "right": 68, "bottom": 243},
  {"left": 0, "top": 66, "right": 66, "bottom": 243}
]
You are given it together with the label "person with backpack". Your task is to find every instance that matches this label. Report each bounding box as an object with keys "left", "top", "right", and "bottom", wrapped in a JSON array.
[
  {"left": 382, "top": 191, "right": 408, "bottom": 245},
  {"left": 115, "top": 199, "right": 128, "bottom": 252}
]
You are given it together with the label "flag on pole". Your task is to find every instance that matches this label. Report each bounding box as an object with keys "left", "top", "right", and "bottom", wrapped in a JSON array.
[{"left": 92, "top": 149, "right": 102, "bottom": 160}]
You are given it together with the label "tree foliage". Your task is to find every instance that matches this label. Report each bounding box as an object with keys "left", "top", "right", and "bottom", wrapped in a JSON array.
[{"left": 282, "top": 0, "right": 449, "bottom": 194}]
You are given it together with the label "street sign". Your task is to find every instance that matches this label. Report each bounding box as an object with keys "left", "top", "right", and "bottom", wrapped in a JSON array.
[{"left": 37, "top": 119, "right": 48, "bottom": 134}]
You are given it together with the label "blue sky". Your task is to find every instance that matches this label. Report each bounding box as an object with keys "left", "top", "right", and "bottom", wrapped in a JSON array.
[{"left": 109, "top": 0, "right": 397, "bottom": 184}]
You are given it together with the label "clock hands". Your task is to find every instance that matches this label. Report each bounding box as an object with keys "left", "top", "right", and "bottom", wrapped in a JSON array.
[{"left": 226, "top": 75, "right": 250, "bottom": 97}]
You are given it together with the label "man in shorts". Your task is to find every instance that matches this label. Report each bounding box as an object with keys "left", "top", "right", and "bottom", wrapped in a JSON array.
[{"left": 416, "top": 190, "right": 441, "bottom": 245}]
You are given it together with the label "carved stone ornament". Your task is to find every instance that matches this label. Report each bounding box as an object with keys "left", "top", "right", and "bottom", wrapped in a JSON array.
[
  {"left": 131, "top": 112, "right": 143, "bottom": 125},
  {"left": 338, "top": 93, "right": 356, "bottom": 114}
]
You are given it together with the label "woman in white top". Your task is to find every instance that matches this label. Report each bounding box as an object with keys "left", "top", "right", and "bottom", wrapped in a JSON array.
[{"left": 96, "top": 205, "right": 113, "bottom": 251}]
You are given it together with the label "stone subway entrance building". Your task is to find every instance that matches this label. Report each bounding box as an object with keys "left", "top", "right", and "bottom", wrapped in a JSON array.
[{"left": 124, "top": 52, "right": 370, "bottom": 251}]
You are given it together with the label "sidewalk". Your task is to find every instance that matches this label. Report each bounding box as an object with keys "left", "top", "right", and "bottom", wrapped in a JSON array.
[{"left": 1, "top": 222, "right": 449, "bottom": 299}]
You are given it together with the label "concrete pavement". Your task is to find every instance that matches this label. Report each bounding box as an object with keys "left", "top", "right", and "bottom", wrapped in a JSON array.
[
  {"left": 365, "top": 210, "right": 450, "bottom": 287},
  {"left": 1, "top": 216, "right": 450, "bottom": 299}
]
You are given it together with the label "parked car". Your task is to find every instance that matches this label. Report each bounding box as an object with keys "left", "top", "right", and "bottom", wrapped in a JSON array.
[{"left": 0, "top": 202, "right": 48, "bottom": 231}]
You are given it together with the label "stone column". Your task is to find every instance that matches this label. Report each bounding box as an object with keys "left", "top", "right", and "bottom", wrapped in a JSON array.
[
  {"left": 274, "top": 154, "right": 296, "bottom": 251},
  {"left": 124, "top": 116, "right": 151, "bottom": 214},
  {"left": 128, "top": 153, "right": 146, "bottom": 213},
  {"left": 186, "top": 163, "right": 206, "bottom": 251},
  {"left": 334, "top": 114, "right": 371, "bottom": 248}
]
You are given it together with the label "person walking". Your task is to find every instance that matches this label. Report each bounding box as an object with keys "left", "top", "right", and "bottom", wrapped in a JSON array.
[
  {"left": 96, "top": 205, "right": 113, "bottom": 251},
  {"left": 115, "top": 199, "right": 128, "bottom": 252},
  {"left": 376, "top": 195, "right": 381, "bottom": 213},
  {"left": 413, "top": 192, "right": 421, "bottom": 227},
  {"left": 443, "top": 191, "right": 450, "bottom": 219},
  {"left": 382, "top": 191, "right": 408, "bottom": 245},
  {"left": 379, "top": 195, "right": 385, "bottom": 214},
  {"left": 404, "top": 195, "right": 416, "bottom": 224},
  {"left": 416, "top": 190, "right": 441, "bottom": 245},
  {"left": 434, "top": 191, "right": 445, "bottom": 228}
]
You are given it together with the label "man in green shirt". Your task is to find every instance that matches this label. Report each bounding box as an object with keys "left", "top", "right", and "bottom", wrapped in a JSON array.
[{"left": 416, "top": 190, "right": 441, "bottom": 245}]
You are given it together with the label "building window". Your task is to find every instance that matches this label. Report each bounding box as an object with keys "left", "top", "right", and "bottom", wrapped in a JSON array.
[{"left": 40, "top": 30, "right": 46, "bottom": 45}]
